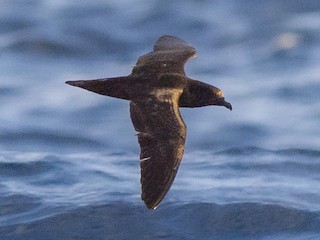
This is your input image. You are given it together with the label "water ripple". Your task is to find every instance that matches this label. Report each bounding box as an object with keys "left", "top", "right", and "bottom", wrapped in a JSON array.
[{"left": 1, "top": 202, "right": 319, "bottom": 240}]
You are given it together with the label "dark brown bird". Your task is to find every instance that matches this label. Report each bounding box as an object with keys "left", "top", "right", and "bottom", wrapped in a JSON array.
[{"left": 66, "top": 35, "right": 232, "bottom": 209}]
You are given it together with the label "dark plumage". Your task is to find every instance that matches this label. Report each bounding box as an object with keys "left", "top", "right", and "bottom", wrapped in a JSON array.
[{"left": 66, "top": 35, "right": 232, "bottom": 209}]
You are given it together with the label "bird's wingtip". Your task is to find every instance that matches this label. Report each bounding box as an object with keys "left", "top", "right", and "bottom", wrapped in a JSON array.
[
  {"left": 146, "top": 202, "right": 159, "bottom": 210},
  {"left": 65, "top": 80, "right": 87, "bottom": 88},
  {"left": 65, "top": 80, "right": 78, "bottom": 86}
]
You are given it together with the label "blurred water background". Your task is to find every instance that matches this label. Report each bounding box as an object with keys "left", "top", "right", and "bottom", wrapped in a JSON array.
[{"left": 1, "top": 0, "right": 320, "bottom": 239}]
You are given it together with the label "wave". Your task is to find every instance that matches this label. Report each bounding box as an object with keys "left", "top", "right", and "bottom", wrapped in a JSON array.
[
  {"left": 218, "top": 146, "right": 320, "bottom": 158},
  {"left": 1, "top": 202, "right": 319, "bottom": 240}
]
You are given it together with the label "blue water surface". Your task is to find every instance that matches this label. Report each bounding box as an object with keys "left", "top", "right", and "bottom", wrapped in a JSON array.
[{"left": 1, "top": 0, "right": 320, "bottom": 239}]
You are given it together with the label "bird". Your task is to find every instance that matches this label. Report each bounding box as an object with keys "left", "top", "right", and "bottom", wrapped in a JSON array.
[{"left": 66, "top": 35, "right": 232, "bottom": 209}]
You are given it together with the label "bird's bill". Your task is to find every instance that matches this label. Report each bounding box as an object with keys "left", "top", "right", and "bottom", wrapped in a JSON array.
[{"left": 215, "top": 97, "right": 232, "bottom": 111}]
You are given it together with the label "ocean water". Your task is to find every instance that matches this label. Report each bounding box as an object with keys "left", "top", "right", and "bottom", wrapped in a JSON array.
[{"left": 1, "top": 0, "right": 320, "bottom": 239}]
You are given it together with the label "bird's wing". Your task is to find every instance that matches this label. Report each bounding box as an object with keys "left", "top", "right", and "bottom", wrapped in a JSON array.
[
  {"left": 132, "top": 35, "right": 197, "bottom": 75},
  {"left": 153, "top": 35, "right": 196, "bottom": 54},
  {"left": 130, "top": 88, "right": 186, "bottom": 209}
]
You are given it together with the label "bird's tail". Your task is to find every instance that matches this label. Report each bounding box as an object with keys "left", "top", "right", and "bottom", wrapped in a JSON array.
[{"left": 66, "top": 76, "right": 133, "bottom": 100}]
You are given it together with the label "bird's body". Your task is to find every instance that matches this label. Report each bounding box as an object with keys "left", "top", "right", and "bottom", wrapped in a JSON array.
[{"left": 66, "top": 35, "right": 232, "bottom": 209}]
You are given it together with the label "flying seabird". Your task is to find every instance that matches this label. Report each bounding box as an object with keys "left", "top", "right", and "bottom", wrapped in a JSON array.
[{"left": 66, "top": 35, "right": 232, "bottom": 209}]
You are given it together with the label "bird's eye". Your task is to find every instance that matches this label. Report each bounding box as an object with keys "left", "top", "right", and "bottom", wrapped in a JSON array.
[{"left": 216, "top": 90, "right": 224, "bottom": 97}]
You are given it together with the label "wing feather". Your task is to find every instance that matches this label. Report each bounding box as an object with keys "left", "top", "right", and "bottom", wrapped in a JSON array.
[
  {"left": 132, "top": 35, "right": 197, "bottom": 76},
  {"left": 130, "top": 88, "right": 186, "bottom": 209}
]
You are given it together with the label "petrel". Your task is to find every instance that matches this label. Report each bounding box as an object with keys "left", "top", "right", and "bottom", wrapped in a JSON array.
[{"left": 66, "top": 35, "right": 232, "bottom": 209}]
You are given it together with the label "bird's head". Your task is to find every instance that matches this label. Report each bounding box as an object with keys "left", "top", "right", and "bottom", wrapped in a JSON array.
[
  {"left": 210, "top": 86, "right": 232, "bottom": 111},
  {"left": 179, "top": 80, "right": 232, "bottom": 110}
]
